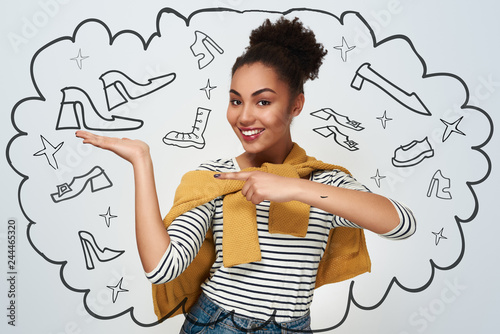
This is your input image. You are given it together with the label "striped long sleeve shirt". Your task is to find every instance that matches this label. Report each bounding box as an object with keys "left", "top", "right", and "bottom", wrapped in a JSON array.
[{"left": 146, "top": 158, "right": 416, "bottom": 322}]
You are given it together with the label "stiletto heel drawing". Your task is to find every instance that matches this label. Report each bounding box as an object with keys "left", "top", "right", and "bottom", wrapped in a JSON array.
[
  {"left": 55, "top": 87, "right": 143, "bottom": 131},
  {"left": 78, "top": 231, "right": 124, "bottom": 270},
  {"left": 51, "top": 166, "right": 113, "bottom": 203},
  {"left": 190, "top": 31, "right": 224, "bottom": 69},
  {"left": 99, "top": 70, "right": 176, "bottom": 110},
  {"left": 427, "top": 170, "right": 452, "bottom": 199}
]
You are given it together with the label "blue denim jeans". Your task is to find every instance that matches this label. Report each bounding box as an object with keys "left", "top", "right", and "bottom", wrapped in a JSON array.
[{"left": 180, "top": 293, "right": 311, "bottom": 334}]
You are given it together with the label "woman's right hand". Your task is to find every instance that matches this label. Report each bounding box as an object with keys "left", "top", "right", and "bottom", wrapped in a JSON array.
[{"left": 75, "top": 130, "right": 150, "bottom": 165}]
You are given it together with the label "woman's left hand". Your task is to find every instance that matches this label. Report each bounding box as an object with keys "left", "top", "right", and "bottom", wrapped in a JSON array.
[{"left": 215, "top": 171, "right": 302, "bottom": 204}]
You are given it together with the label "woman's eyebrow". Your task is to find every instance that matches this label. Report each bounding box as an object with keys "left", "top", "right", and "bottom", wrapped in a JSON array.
[{"left": 229, "top": 88, "right": 277, "bottom": 96}]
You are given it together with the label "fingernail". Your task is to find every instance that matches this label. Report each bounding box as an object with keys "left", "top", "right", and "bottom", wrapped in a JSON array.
[{"left": 213, "top": 174, "right": 221, "bottom": 178}]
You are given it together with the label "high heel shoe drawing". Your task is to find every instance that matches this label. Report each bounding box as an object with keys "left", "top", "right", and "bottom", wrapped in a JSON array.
[
  {"left": 190, "top": 31, "right": 224, "bottom": 70},
  {"left": 51, "top": 166, "right": 112, "bottom": 203},
  {"left": 100, "top": 70, "right": 176, "bottom": 110},
  {"left": 392, "top": 137, "right": 434, "bottom": 167},
  {"left": 55, "top": 87, "right": 143, "bottom": 131},
  {"left": 163, "top": 107, "right": 211, "bottom": 149},
  {"left": 313, "top": 125, "right": 359, "bottom": 151},
  {"left": 427, "top": 170, "right": 452, "bottom": 199},
  {"left": 78, "top": 231, "right": 124, "bottom": 270},
  {"left": 310, "top": 108, "right": 364, "bottom": 131}
]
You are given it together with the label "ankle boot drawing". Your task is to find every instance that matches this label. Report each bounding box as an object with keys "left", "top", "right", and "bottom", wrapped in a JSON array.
[
  {"left": 51, "top": 166, "right": 113, "bottom": 203},
  {"left": 163, "top": 107, "right": 211, "bottom": 149},
  {"left": 427, "top": 170, "right": 452, "bottom": 199},
  {"left": 190, "top": 31, "right": 224, "bottom": 69},
  {"left": 78, "top": 231, "right": 124, "bottom": 270},
  {"left": 55, "top": 87, "right": 143, "bottom": 131},
  {"left": 99, "top": 70, "right": 176, "bottom": 110}
]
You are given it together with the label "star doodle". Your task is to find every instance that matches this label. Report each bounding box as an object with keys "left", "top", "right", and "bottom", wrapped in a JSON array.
[
  {"left": 33, "top": 135, "right": 64, "bottom": 169},
  {"left": 107, "top": 277, "right": 128, "bottom": 303},
  {"left": 333, "top": 37, "right": 356, "bottom": 62},
  {"left": 376, "top": 110, "right": 393, "bottom": 129},
  {"left": 70, "top": 48, "right": 89, "bottom": 69},
  {"left": 200, "top": 79, "right": 217, "bottom": 100},
  {"left": 370, "top": 169, "right": 386, "bottom": 188},
  {"left": 432, "top": 227, "right": 448, "bottom": 245},
  {"left": 441, "top": 117, "right": 466, "bottom": 142},
  {"left": 99, "top": 207, "right": 117, "bottom": 227}
]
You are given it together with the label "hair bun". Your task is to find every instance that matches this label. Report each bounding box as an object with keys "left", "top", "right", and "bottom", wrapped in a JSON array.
[{"left": 248, "top": 17, "right": 327, "bottom": 81}]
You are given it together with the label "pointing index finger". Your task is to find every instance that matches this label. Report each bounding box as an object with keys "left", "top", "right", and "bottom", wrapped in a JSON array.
[{"left": 214, "top": 171, "right": 251, "bottom": 181}]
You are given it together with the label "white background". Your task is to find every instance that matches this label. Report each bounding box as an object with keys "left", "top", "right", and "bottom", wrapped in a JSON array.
[{"left": 1, "top": 0, "right": 499, "bottom": 333}]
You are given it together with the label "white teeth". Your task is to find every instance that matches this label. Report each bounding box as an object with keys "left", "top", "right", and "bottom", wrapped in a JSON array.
[{"left": 241, "top": 129, "right": 263, "bottom": 136}]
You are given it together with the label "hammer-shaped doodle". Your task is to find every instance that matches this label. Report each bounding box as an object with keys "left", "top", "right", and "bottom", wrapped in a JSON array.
[
  {"left": 51, "top": 166, "right": 113, "bottom": 203},
  {"left": 56, "top": 87, "right": 144, "bottom": 131},
  {"left": 100, "top": 70, "right": 176, "bottom": 111},
  {"left": 78, "top": 231, "right": 125, "bottom": 270},
  {"left": 190, "top": 31, "right": 224, "bottom": 70},
  {"left": 351, "top": 63, "right": 431, "bottom": 116}
]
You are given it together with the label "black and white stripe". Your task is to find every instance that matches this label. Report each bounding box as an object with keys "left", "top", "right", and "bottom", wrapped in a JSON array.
[{"left": 146, "top": 158, "right": 416, "bottom": 321}]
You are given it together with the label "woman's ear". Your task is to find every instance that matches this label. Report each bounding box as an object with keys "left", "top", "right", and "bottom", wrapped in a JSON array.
[{"left": 291, "top": 93, "right": 305, "bottom": 117}]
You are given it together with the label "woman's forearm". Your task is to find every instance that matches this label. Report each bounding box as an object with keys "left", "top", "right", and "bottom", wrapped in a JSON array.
[
  {"left": 293, "top": 178, "right": 400, "bottom": 234},
  {"left": 132, "top": 155, "right": 170, "bottom": 273}
]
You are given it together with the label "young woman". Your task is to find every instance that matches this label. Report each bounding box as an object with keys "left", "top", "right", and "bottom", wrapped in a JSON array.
[{"left": 77, "top": 17, "right": 415, "bottom": 334}]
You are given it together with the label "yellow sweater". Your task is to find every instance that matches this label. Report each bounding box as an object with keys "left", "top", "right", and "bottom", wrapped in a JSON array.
[{"left": 152, "top": 144, "right": 371, "bottom": 320}]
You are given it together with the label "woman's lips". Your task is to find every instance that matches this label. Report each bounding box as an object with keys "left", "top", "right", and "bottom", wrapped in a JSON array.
[{"left": 239, "top": 128, "right": 264, "bottom": 141}]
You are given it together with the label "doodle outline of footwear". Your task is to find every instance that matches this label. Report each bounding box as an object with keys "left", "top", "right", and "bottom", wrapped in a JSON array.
[
  {"left": 51, "top": 166, "right": 113, "bottom": 203},
  {"left": 190, "top": 31, "right": 224, "bottom": 70},
  {"left": 99, "top": 70, "right": 176, "bottom": 111},
  {"left": 313, "top": 125, "right": 359, "bottom": 151},
  {"left": 310, "top": 108, "right": 364, "bottom": 131},
  {"left": 163, "top": 107, "right": 211, "bottom": 149},
  {"left": 351, "top": 63, "right": 431, "bottom": 116},
  {"left": 78, "top": 231, "right": 125, "bottom": 270},
  {"left": 55, "top": 87, "right": 143, "bottom": 131},
  {"left": 392, "top": 137, "right": 434, "bottom": 167},
  {"left": 427, "top": 169, "right": 452, "bottom": 199}
]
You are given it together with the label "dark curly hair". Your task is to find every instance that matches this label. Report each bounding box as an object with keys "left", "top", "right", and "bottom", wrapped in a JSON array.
[{"left": 232, "top": 17, "right": 327, "bottom": 97}]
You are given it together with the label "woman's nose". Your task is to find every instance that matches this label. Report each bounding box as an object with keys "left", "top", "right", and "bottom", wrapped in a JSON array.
[{"left": 238, "top": 105, "right": 255, "bottom": 125}]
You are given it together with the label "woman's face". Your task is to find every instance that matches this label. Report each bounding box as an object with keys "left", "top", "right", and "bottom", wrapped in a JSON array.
[{"left": 227, "top": 62, "right": 303, "bottom": 163}]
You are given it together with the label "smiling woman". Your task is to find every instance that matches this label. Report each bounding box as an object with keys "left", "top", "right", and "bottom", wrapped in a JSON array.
[{"left": 76, "top": 17, "right": 416, "bottom": 333}]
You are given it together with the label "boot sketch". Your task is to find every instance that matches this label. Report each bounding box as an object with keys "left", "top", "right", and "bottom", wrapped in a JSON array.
[
  {"left": 55, "top": 87, "right": 143, "bottom": 131},
  {"left": 51, "top": 166, "right": 113, "bottom": 203},
  {"left": 427, "top": 170, "right": 452, "bottom": 199},
  {"left": 100, "top": 70, "right": 176, "bottom": 110},
  {"left": 392, "top": 137, "right": 434, "bottom": 167},
  {"left": 163, "top": 107, "right": 211, "bottom": 149},
  {"left": 190, "top": 31, "right": 224, "bottom": 69},
  {"left": 78, "top": 231, "right": 125, "bottom": 270}
]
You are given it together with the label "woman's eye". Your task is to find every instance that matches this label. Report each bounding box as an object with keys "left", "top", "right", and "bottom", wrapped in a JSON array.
[
  {"left": 258, "top": 100, "right": 271, "bottom": 106},
  {"left": 230, "top": 99, "right": 241, "bottom": 106}
]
